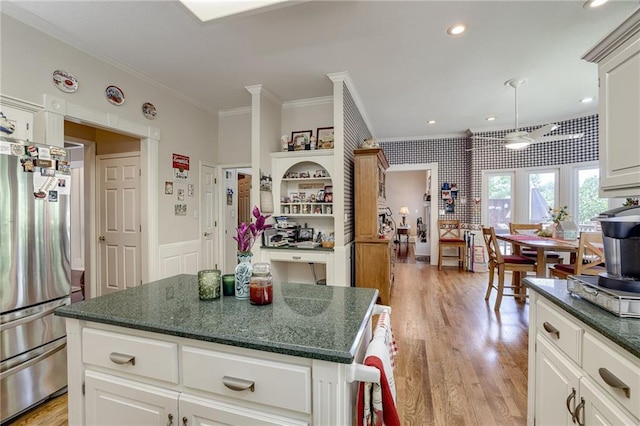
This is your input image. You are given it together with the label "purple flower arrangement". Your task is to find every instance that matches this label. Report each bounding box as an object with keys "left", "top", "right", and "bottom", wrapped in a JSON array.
[{"left": 233, "top": 206, "right": 273, "bottom": 253}]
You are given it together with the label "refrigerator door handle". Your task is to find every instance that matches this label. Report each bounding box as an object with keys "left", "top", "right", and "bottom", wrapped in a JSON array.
[
  {"left": 0, "top": 299, "right": 67, "bottom": 331},
  {"left": 0, "top": 339, "right": 66, "bottom": 380}
]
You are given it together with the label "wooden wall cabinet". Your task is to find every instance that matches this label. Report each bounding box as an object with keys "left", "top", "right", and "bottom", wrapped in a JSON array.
[{"left": 354, "top": 148, "right": 393, "bottom": 304}]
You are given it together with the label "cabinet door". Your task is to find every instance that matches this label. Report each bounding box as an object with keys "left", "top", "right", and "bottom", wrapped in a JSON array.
[
  {"left": 179, "top": 393, "right": 309, "bottom": 426},
  {"left": 85, "top": 370, "right": 179, "bottom": 426},
  {"left": 535, "top": 335, "right": 581, "bottom": 426},
  {"left": 0, "top": 105, "right": 34, "bottom": 141},
  {"left": 578, "top": 377, "right": 638, "bottom": 426},
  {"left": 598, "top": 34, "right": 640, "bottom": 197}
]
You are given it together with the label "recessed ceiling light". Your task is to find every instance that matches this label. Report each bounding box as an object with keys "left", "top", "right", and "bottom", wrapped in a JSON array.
[
  {"left": 427, "top": 120, "right": 437, "bottom": 124},
  {"left": 584, "top": 0, "right": 609, "bottom": 8},
  {"left": 486, "top": 116, "right": 497, "bottom": 121},
  {"left": 446, "top": 23, "right": 467, "bottom": 36},
  {"left": 580, "top": 97, "right": 594, "bottom": 103}
]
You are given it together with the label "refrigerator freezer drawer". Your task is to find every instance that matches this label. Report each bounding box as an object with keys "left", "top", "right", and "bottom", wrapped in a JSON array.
[
  {"left": 0, "top": 298, "right": 68, "bottom": 361},
  {"left": 0, "top": 337, "right": 67, "bottom": 423}
]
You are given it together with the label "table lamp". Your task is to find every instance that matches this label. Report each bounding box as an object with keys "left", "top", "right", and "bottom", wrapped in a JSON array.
[{"left": 399, "top": 206, "right": 409, "bottom": 226}]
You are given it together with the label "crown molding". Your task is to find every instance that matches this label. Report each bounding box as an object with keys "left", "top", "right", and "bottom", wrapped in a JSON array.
[
  {"left": 378, "top": 132, "right": 468, "bottom": 143},
  {"left": 327, "top": 71, "right": 375, "bottom": 139},
  {"left": 219, "top": 106, "right": 252, "bottom": 117},
  {"left": 282, "top": 96, "right": 333, "bottom": 109}
]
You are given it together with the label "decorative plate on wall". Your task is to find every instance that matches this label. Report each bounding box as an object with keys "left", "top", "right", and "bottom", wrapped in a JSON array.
[
  {"left": 105, "top": 85, "right": 125, "bottom": 105},
  {"left": 52, "top": 70, "right": 78, "bottom": 93},
  {"left": 142, "top": 102, "right": 157, "bottom": 120}
]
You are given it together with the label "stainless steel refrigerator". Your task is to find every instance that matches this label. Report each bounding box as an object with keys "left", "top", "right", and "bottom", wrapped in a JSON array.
[{"left": 0, "top": 136, "right": 71, "bottom": 423}]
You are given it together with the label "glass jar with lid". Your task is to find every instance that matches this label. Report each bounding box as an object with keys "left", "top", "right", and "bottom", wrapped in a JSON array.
[{"left": 249, "top": 263, "right": 273, "bottom": 305}]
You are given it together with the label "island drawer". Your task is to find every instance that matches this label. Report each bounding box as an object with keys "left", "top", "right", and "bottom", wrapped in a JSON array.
[
  {"left": 535, "top": 299, "right": 582, "bottom": 365},
  {"left": 182, "top": 346, "right": 311, "bottom": 414},
  {"left": 583, "top": 332, "right": 640, "bottom": 419},
  {"left": 82, "top": 328, "right": 179, "bottom": 384}
]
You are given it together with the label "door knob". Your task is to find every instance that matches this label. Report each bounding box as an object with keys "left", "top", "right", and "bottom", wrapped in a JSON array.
[
  {"left": 204, "top": 232, "right": 211, "bottom": 237},
  {"left": 98, "top": 236, "right": 106, "bottom": 242}
]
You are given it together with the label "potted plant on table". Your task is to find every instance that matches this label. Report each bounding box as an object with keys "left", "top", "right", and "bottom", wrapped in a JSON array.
[{"left": 232, "top": 206, "right": 272, "bottom": 300}]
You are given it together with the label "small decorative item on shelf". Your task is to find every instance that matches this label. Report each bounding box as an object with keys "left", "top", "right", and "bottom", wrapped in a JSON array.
[
  {"left": 198, "top": 269, "right": 221, "bottom": 300},
  {"left": 222, "top": 274, "right": 235, "bottom": 296},
  {"left": 233, "top": 206, "right": 272, "bottom": 300},
  {"left": 249, "top": 263, "right": 273, "bottom": 305},
  {"left": 281, "top": 135, "right": 290, "bottom": 151}
]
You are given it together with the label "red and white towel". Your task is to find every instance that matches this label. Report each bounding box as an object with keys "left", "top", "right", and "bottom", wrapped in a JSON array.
[{"left": 357, "top": 312, "right": 401, "bottom": 426}]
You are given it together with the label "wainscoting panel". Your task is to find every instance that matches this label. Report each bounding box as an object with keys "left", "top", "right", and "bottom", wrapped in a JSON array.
[{"left": 158, "top": 240, "right": 201, "bottom": 279}]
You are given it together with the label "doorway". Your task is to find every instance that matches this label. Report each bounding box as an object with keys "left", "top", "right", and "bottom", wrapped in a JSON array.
[
  {"left": 386, "top": 163, "right": 439, "bottom": 265},
  {"left": 64, "top": 120, "right": 144, "bottom": 298},
  {"left": 220, "top": 167, "right": 251, "bottom": 274}
]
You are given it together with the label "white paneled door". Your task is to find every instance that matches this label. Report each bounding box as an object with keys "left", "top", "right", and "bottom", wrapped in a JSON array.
[
  {"left": 200, "top": 164, "right": 216, "bottom": 270},
  {"left": 97, "top": 154, "right": 141, "bottom": 295}
]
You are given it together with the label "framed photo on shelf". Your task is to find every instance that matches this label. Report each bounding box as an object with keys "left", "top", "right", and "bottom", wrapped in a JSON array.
[
  {"left": 297, "top": 227, "right": 314, "bottom": 242},
  {"left": 291, "top": 130, "right": 312, "bottom": 151},
  {"left": 317, "top": 127, "right": 334, "bottom": 149}
]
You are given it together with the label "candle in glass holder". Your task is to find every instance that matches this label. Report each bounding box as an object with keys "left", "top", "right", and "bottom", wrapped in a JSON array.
[
  {"left": 198, "top": 269, "right": 221, "bottom": 300},
  {"left": 222, "top": 274, "right": 235, "bottom": 296},
  {"left": 249, "top": 263, "right": 273, "bottom": 305}
]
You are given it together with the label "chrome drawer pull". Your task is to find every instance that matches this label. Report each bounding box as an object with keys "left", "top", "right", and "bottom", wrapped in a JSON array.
[
  {"left": 543, "top": 321, "right": 560, "bottom": 339},
  {"left": 222, "top": 376, "right": 255, "bottom": 392},
  {"left": 109, "top": 352, "right": 136, "bottom": 366},
  {"left": 599, "top": 368, "right": 630, "bottom": 398}
]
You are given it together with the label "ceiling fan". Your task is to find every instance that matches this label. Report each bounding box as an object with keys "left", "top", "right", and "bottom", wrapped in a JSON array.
[{"left": 469, "top": 78, "right": 584, "bottom": 151}]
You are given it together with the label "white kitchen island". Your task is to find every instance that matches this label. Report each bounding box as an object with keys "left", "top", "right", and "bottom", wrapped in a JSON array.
[{"left": 55, "top": 274, "right": 379, "bottom": 426}]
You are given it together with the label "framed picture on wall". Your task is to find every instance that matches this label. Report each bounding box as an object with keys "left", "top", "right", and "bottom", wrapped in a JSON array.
[{"left": 441, "top": 190, "right": 452, "bottom": 199}]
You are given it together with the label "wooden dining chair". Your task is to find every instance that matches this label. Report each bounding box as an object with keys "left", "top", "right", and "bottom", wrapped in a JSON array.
[
  {"left": 549, "top": 232, "right": 606, "bottom": 279},
  {"left": 509, "top": 222, "right": 562, "bottom": 265},
  {"left": 482, "top": 227, "right": 537, "bottom": 310},
  {"left": 438, "top": 219, "right": 466, "bottom": 271}
]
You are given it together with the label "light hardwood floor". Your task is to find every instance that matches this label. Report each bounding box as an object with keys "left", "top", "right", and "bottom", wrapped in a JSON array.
[{"left": 9, "top": 246, "right": 529, "bottom": 425}]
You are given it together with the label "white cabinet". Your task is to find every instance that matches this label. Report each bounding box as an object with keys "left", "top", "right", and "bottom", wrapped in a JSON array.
[
  {"left": 584, "top": 9, "right": 640, "bottom": 198},
  {"left": 534, "top": 336, "right": 581, "bottom": 425},
  {"left": 85, "top": 370, "right": 179, "bottom": 426},
  {"left": 0, "top": 104, "right": 34, "bottom": 141},
  {"left": 528, "top": 292, "right": 640, "bottom": 425},
  {"left": 67, "top": 320, "right": 359, "bottom": 425}
]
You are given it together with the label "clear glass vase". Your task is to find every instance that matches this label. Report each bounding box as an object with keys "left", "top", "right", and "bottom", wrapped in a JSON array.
[{"left": 234, "top": 252, "right": 253, "bottom": 300}]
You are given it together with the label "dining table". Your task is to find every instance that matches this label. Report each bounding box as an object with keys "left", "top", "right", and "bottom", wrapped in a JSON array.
[{"left": 496, "top": 233, "right": 579, "bottom": 277}]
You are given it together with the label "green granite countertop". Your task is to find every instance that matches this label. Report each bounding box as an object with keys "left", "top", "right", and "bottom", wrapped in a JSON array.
[
  {"left": 54, "top": 274, "right": 378, "bottom": 364},
  {"left": 524, "top": 278, "right": 640, "bottom": 359}
]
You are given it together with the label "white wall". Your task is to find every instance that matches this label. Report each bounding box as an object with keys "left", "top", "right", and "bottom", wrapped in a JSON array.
[
  {"left": 218, "top": 110, "right": 252, "bottom": 165},
  {"left": 281, "top": 99, "right": 333, "bottom": 145},
  {"left": 1, "top": 14, "right": 218, "bottom": 246}
]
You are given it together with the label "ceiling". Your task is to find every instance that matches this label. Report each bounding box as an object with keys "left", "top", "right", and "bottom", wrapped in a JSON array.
[{"left": 3, "top": 1, "right": 638, "bottom": 140}]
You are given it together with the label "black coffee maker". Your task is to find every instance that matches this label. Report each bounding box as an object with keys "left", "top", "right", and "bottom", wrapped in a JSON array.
[{"left": 595, "top": 205, "right": 640, "bottom": 292}]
